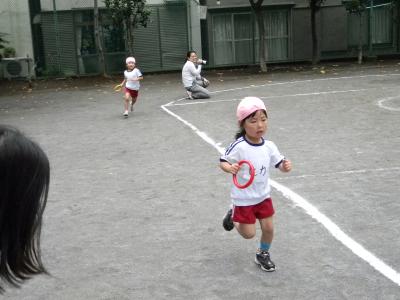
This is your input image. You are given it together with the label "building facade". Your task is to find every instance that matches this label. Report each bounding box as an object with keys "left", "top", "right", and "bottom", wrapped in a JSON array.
[
  {"left": 35, "top": 0, "right": 202, "bottom": 76},
  {"left": 0, "top": 0, "right": 399, "bottom": 78},
  {"left": 205, "top": 0, "right": 398, "bottom": 67}
]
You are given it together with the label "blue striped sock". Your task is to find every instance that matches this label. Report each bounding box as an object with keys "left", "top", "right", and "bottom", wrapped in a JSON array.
[{"left": 260, "top": 242, "right": 271, "bottom": 251}]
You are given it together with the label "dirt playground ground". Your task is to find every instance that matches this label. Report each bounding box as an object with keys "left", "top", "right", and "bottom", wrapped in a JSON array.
[{"left": 1, "top": 59, "right": 400, "bottom": 299}]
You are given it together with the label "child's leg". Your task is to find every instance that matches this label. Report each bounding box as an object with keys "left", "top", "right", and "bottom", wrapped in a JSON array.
[
  {"left": 234, "top": 223, "right": 256, "bottom": 239},
  {"left": 259, "top": 216, "right": 274, "bottom": 248},
  {"left": 227, "top": 205, "right": 257, "bottom": 238},
  {"left": 124, "top": 93, "right": 131, "bottom": 112},
  {"left": 255, "top": 216, "right": 275, "bottom": 272},
  {"left": 131, "top": 96, "right": 137, "bottom": 110}
]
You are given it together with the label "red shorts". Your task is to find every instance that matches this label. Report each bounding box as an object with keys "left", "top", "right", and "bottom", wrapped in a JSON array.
[
  {"left": 232, "top": 198, "right": 274, "bottom": 224},
  {"left": 125, "top": 87, "right": 139, "bottom": 98}
]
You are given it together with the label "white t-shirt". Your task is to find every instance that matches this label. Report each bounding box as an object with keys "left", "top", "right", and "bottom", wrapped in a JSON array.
[
  {"left": 182, "top": 60, "right": 202, "bottom": 88},
  {"left": 124, "top": 68, "right": 142, "bottom": 90},
  {"left": 220, "top": 136, "right": 284, "bottom": 206}
]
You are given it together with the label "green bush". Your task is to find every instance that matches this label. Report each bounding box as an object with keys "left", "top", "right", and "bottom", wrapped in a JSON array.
[
  {"left": 0, "top": 33, "right": 8, "bottom": 50},
  {"left": 3, "top": 47, "right": 16, "bottom": 58}
]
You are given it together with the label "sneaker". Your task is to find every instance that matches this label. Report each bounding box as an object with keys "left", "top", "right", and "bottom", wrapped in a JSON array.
[
  {"left": 123, "top": 110, "right": 129, "bottom": 117},
  {"left": 255, "top": 250, "right": 276, "bottom": 272},
  {"left": 222, "top": 209, "right": 234, "bottom": 231},
  {"left": 186, "top": 91, "right": 193, "bottom": 100}
]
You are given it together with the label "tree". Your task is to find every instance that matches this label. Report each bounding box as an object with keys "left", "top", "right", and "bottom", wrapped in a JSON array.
[
  {"left": 94, "top": 0, "right": 106, "bottom": 76},
  {"left": 249, "top": 0, "right": 268, "bottom": 72},
  {"left": 342, "top": 0, "right": 368, "bottom": 64},
  {"left": 104, "top": 0, "right": 151, "bottom": 56},
  {"left": 309, "top": 0, "right": 324, "bottom": 65},
  {"left": 0, "top": 33, "right": 9, "bottom": 59}
]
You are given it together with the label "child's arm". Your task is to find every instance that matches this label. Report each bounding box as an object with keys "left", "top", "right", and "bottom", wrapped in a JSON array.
[
  {"left": 120, "top": 79, "right": 126, "bottom": 86},
  {"left": 278, "top": 159, "right": 292, "bottom": 173},
  {"left": 220, "top": 161, "right": 240, "bottom": 174}
]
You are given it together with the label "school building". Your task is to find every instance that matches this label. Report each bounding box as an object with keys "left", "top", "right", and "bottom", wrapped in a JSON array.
[{"left": 0, "top": 0, "right": 398, "bottom": 78}]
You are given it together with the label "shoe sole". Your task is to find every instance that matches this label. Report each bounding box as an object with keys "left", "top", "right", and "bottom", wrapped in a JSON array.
[
  {"left": 222, "top": 211, "right": 234, "bottom": 231},
  {"left": 254, "top": 257, "right": 276, "bottom": 272},
  {"left": 223, "top": 223, "right": 234, "bottom": 231}
]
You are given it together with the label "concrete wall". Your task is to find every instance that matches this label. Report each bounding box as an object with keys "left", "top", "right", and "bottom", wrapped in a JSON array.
[
  {"left": 291, "top": 8, "right": 313, "bottom": 61},
  {"left": 0, "top": 0, "right": 34, "bottom": 59},
  {"left": 187, "top": 0, "right": 203, "bottom": 57},
  {"left": 320, "top": 6, "right": 348, "bottom": 52}
]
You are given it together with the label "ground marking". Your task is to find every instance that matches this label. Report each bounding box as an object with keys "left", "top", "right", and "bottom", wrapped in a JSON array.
[
  {"left": 167, "top": 89, "right": 367, "bottom": 106},
  {"left": 178, "top": 73, "right": 400, "bottom": 100},
  {"left": 161, "top": 73, "right": 400, "bottom": 286},
  {"left": 168, "top": 72, "right": 400, "bottom": 107},
  {"left": 377, "top": 96, "right": 400, "bottom": 112},
  {"left": 275, "top": 167, "right": 400, "bottom": 180}
]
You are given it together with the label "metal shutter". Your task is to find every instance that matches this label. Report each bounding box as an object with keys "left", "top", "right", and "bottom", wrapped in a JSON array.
[
  {"left": 133, "top": 3, "right": 188, "bottom": 72},
  {"left": 41, "top": 11, "right": 78, "bottom": 76}
]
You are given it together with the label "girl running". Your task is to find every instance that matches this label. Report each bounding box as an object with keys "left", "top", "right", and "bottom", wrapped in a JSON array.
[
  {"left": 119, "top": 57, "right": 143, "bottom": 117},
  {"left": 219, "top": 96, "right": 292, "bottom": 272}
]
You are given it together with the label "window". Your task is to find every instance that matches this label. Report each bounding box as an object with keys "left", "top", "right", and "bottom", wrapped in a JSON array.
[
  {"left": 213, "top": 14, "right": 235, "bottom": 65},
  {"left": 212, "top": 13, "right": 254, "bottom": 66},
  {"left": 348, "top": 0, "right": 392, "bottom": 46},
  {"left": 371, "top": 3, "right": 392, "bottom": 44},
  {"left": 255, "top": 10, "right": 289, "bottom": 62},
  {"left": 80, "top": 25, "right": 96, "bottom": 55},
  {"left": 212, "top": 9, "right": 289, "bottom": 66},
  {"left": 75, "top": 11, "right": 96, "bottom": 55},
  {"left": 102, "top": 24, "right": 125, "bottom": 52}
]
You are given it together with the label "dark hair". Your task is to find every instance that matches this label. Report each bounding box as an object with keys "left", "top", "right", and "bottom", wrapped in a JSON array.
[
  {"left": 234, "top": 109, "right": 268, "bottom": 139},
  {"left": 186, "top": 51, "right": 196, "bottom": 59},
  {"left": 0, "top": 125, "right": 50, "bottom": 292}
]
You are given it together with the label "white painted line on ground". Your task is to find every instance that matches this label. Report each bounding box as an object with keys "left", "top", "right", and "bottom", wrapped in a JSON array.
[
  {"left": 168, "top": 72, "right": 400, "bottom": 107},
  {"left": 377, "top": 96, "right": 400, "bottom": 112},
  {"left": 205, "top": 73, "right": 400, "bottom": 96},
  {"left": 275, "top": 167, "right": 400, "bottom": 180},
  {"left": 168, "top": 89, "right": 367, "bottom": 106},
  {"left": 271, "top": 180, "right": 400, "bottom": 286},
  {"left": 161, "top": 104, "right": 225, "bottom": 154}
]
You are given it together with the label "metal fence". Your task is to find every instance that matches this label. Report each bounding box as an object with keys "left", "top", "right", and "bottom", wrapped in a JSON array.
[{"left": 37, "top": 0, "right": 189, "bottom": 77}]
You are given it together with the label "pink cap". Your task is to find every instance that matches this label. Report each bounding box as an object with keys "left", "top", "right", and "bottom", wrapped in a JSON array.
[
  {"left": 236, "top": 97, "right": 266, "bottom": 122},
  {"left": 126, "top": 57, "right": 136, "bottom": 64}
]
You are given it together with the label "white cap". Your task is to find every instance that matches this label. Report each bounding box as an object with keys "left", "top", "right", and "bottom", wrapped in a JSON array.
[{"left": 126, "top": 57, "right": 136, "bottom": 64}]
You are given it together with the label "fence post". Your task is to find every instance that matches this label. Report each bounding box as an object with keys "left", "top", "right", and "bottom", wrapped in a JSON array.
[{"left": 52, "top": 0, "right": 62, "bottom": 74}]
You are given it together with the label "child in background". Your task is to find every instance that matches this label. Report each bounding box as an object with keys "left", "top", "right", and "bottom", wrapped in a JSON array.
[
  {"left": 219, "top": 97, "right": 292, "bottom": 272},
  {"left": 0, "top": 125, "right": 50, "bottom": 292},
  {"left": 119, "top": 57, "right": 143, "bottom": 117}
]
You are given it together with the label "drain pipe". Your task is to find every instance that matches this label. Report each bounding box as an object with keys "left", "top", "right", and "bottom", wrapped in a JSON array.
[{"left": 187, "top": 0, "right": 192, "bottom": 49}]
